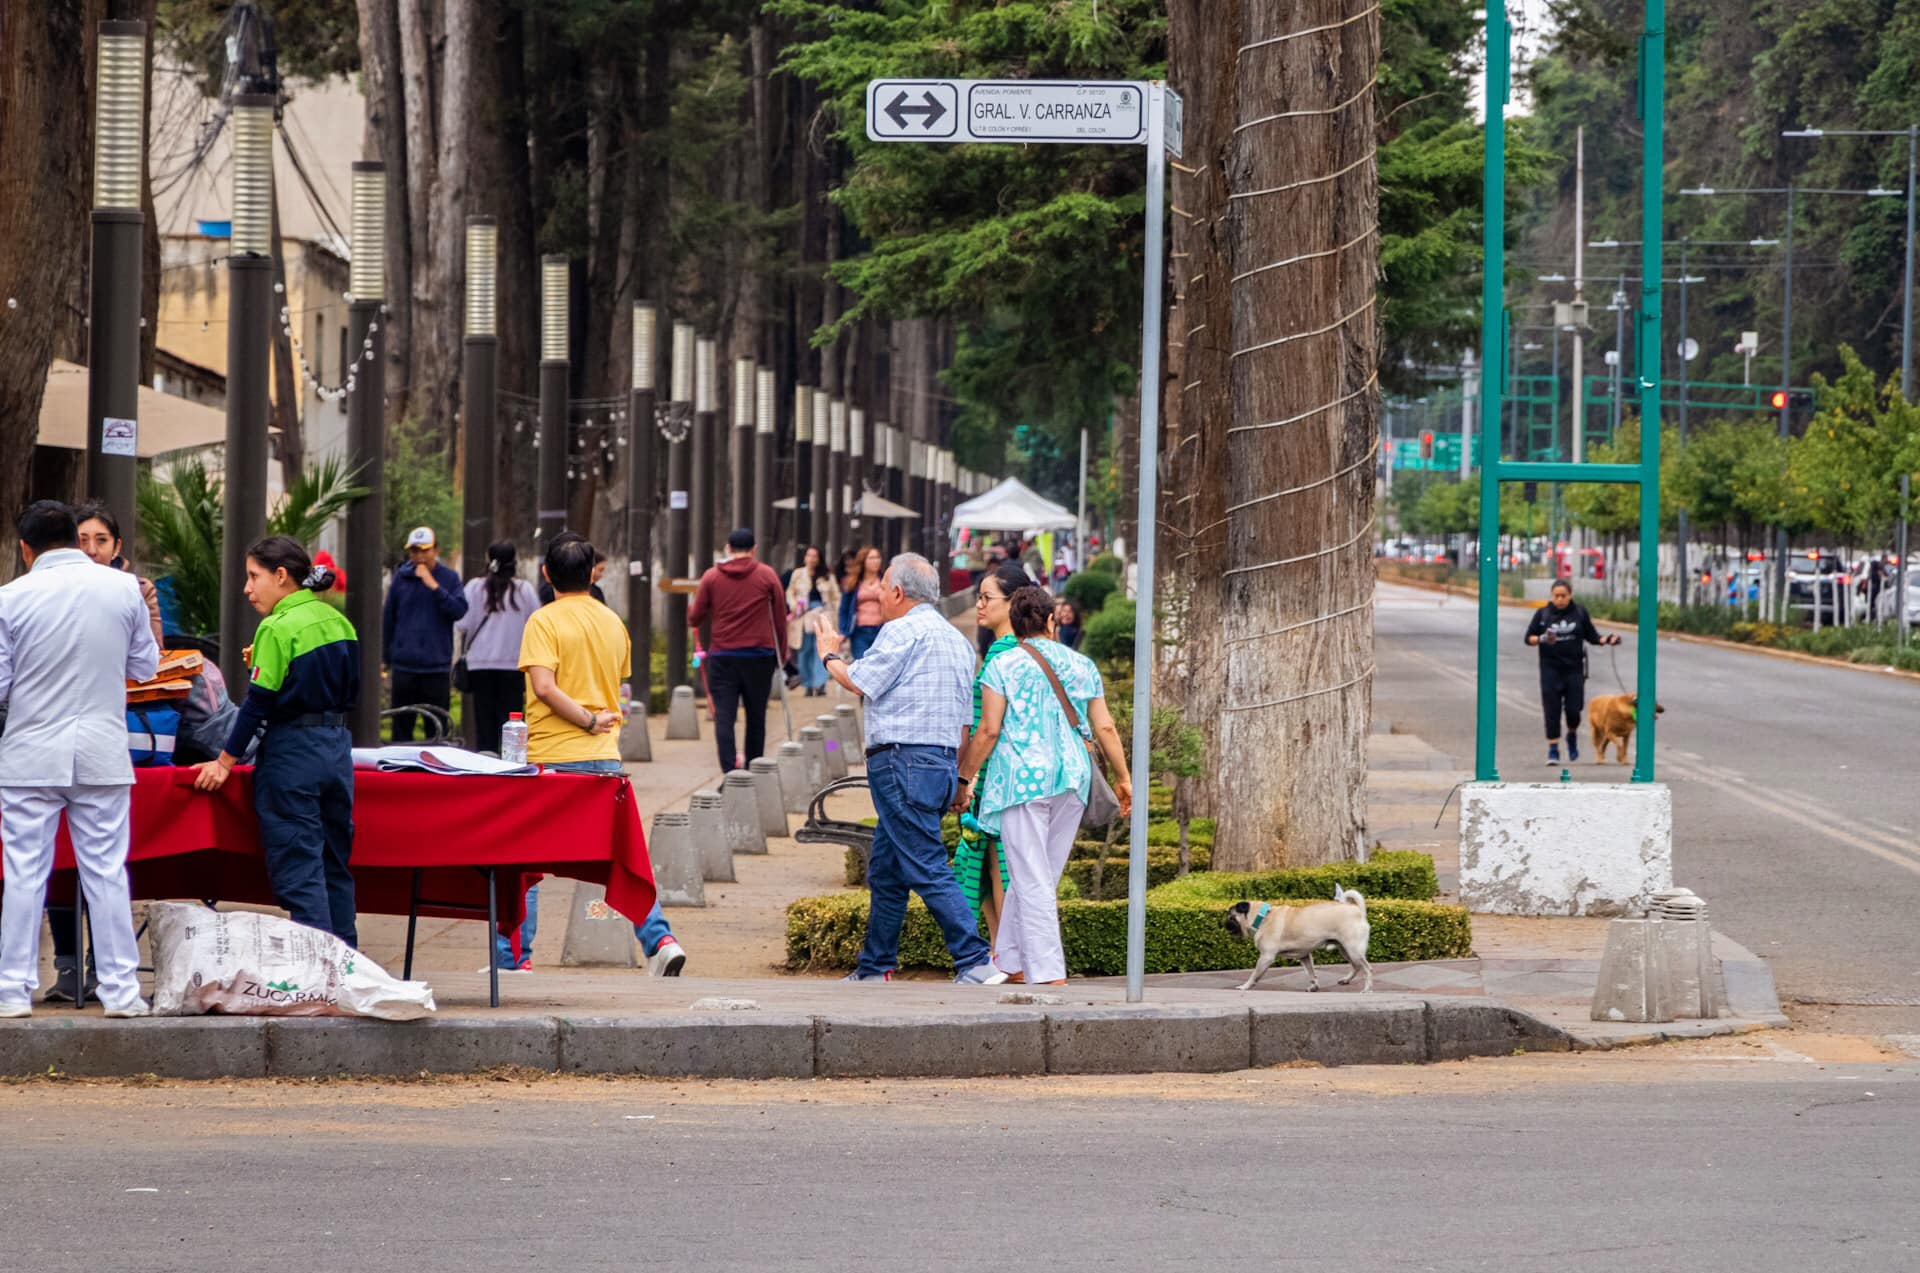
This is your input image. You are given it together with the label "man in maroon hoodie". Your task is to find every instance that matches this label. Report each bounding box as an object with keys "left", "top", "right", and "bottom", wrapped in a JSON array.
[{"left": 689, "top": 527, "right": 792, "bottom": 771}]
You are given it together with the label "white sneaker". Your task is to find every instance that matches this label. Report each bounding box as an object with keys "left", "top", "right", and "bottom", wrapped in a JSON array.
[
  {"left": 648, "top": 939, "right": 687, "bottom": 977},
  {"left": 0, "top": 1002, "right": 30, "bottom": 1019},
  {"left": 102, "top": 1000, "right": 150, "bottom": 1019}
]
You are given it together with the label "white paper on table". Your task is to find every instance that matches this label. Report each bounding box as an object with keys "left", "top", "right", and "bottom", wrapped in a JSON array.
[{"left": 349, "top": 745, "right": 539, "bottom": 776}]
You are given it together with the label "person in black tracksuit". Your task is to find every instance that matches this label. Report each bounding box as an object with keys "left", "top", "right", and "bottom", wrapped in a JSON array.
[{"left": 1524, "top": 579, "right": 1620, "bottom": 765}]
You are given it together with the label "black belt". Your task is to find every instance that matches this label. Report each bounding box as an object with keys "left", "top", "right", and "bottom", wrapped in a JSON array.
[
  {"left": 865, "top": 742, "right": 956, "bottom": 758},
  {"left": 282, "top": 712, "right": 347, "bottom": 729}
]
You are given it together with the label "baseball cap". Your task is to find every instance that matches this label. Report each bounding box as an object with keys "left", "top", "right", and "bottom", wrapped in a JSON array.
[{"left": 406, "top": 526, "right": 436, "bottom": 549}]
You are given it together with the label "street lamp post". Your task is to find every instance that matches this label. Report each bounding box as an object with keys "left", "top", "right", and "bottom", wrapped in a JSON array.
[
  {"left": 344, "top": 162, "right": 387, "bottom": 744},
  {"left": 793, "top": 384, "right": 814, "bottom": 548},
  {"left": 86, "top": 21, "right": 147, "bottom": 543},
  {"left": 665, "top": 322, "right": 694, "bottom": 690},
  {"left": 220, "top": 94, "right": 276, "bottom": 693},
  {"left": 628, "top": 302, "right": 657, "bottom": 704},
  {"left": 731, "top": 357, "right": 755, "bottom": 533},
  {"left": 810, "top": 391, "right": 831, "bottom": 556},
  {"left": 461, "top": 218, "right": 498, "bottom": 583},
  {"left": 754, "top": 367, "right": 776, "bottom": 552},
  {"left": 538, "top": 256, "right": 570, "bottom": 544},
  {"left": 849, "top": 406, "right": 867, "bottom": 545}
]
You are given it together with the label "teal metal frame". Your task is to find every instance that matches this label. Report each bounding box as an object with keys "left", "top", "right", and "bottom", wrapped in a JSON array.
[{"left": 1476, "top": 2, "right": 1663, "bottom": 784}]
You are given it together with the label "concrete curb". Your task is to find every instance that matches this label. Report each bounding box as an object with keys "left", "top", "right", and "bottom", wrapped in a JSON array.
[{"left": 0, "top": 995, "right": 1620, "bottom": 1080}]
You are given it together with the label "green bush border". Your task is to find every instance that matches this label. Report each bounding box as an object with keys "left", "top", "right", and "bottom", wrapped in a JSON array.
[{"left": 1147, "top": 851, "right": 1439, "bottom": 905}]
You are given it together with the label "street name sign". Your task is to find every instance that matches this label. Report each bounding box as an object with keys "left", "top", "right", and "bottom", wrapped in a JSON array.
[{"left": 866, "top": 79, "right": 1147, "bottom": 145}]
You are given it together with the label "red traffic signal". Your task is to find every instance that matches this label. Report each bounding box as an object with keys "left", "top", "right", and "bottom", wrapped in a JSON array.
[
  {"left": 1419, "top": 430, "right": 1434, "bottom": 459},
  {"left": 1769, "top": 390, "right": 1788, "bottom": 410}
]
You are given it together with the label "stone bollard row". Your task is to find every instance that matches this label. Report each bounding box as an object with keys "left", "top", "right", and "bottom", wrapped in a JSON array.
[
  {"left": 688, "top": 791, "right": 734, "bottom": 883},
  {"left": 720, "top": 770, "right": 768, "bottom": 855},
  {"left": 816, "top": 713, "right": 849, "bottom": 780},
  {"left": 665, "top": 684, "right": 700, "bottom": 740},
  {"left": 649, "top": 810, "right": 705, "bottom": 907},
  {"left": 775, "top": 742, "right": 812, "bottom": 815},
  {"left": 747, "top": 757, "right": 790, "bottom": 836}
]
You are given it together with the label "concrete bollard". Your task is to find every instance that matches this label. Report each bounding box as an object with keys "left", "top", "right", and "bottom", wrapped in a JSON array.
[
  {"left": 1590, "top": 889, "right": 1722, "bottom": 1024},
  {"left": 747, "top": 758, "right": 790, "bottom": 837},
  {"left": 649, "top": 811, "right": 705, "bottom": 907},
  {"left": 666, "top": 685, "right": 700, "bottom": 740},
  {"left": 816, "top": 713, "right": 849, "bottom": 780},
  {"left": 559, "top": 881, "right": 639, "bottom": 967},
  {"left": 797, "top": 725, "right": 830, "bottom": 796},
  {"left": 720, "top": 770, "right": 767, "bottom": 855},
  {"left": 833, "top": 703, "right": 861, "bottom": 761},
  {"left": 619, "top": 706, "right": 652, "bottom": 763},
  {"left": 688, "top": 791, "right": 735, "bottom": 883},
  {"left": 775, "top": 742, "right": 812, "bottom": 815}
]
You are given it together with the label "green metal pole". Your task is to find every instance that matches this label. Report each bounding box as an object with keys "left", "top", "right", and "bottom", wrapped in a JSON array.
[
  {"left": 1633, "top": 0, "right": 1665, "bottom": 783},
  {"left": 1474, "top": 4, "right": 1510, "bottom": 783}
]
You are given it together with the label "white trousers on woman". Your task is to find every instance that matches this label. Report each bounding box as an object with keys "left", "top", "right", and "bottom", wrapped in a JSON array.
[
  {"left": 0, "top": 785, "right": 145, "bottom": 1011},
  {"left": 994, "top": 791, "right": 1085, "bottom": 984}
]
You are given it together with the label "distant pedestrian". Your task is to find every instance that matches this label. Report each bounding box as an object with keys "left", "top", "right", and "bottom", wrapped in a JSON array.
[
  {"left": 517, "top": 536, "right": 685, "bottom": 976},
  {"left": 1524, "top": 579, "right": 1619, "bottom": 766},
  {"left": 192, "top": 536, "right": 361, "bottom": 947},
  {"left": 785, "top": 545, "right": 838, "bottom": 696},
  {"left": 1053, "top": 598, "right": 1083, "bottom": 650},
  {"left": 73, "top": 502, "right": 163, "bottom": 648},
  {"left": 0, "top": 501, "right": 161, "bottom": 1017},
  {"left": 382, "top": 526, "right": 467, "bottom": 741},
  {"left": 458, "top": 541, "right": 541, "bottom": 755},
  {"left": 956, "top": 585, "right": 1132, "bottom": 986},
  {"left": 843, "top": 545, "right": 887, "bottom": 658},
  {"left": 816, "top": 553, "right": 1000, "bottom": 985},
  {"left": 689, "top": 528, "right": 789, "bottom": 772},
  {"left": 952, "top": 563, "right": 1033, "bottom": 948}
]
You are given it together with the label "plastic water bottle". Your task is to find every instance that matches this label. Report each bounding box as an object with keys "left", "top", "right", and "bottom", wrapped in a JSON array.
[{"left": 501, "top": 712, "right": 529, "bottom": 765}]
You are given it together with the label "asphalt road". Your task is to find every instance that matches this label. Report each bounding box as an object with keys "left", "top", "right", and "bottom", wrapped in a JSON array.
[
  {"left": 3, "top": 1056, "right": 1916, "bottom": 1272},
  {"left": 1373, "top": 583, "right": 1920, "bottom": 1005}
]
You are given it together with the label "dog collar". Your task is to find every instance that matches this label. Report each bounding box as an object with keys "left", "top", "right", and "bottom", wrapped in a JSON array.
[{"left": 1250, "top": 902, "right": 1272, "bottom": 933}]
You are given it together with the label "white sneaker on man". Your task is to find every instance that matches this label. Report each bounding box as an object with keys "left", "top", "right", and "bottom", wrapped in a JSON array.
[
  {"left": 102, "top": 999, "right": 150, "bottom": 1019},
  {"left": 648, "top": 938, "right": 686, "bottom": 977},
  {"left": 0, "top": 1002, "right": 31, "bottom": 1019}
]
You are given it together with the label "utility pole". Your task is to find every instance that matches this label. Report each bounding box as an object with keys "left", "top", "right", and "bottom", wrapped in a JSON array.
[
  {"left": 1778, "top": 184, "right": 1795, "bottom": 619},
  {"left": 1677, "top": 236, "right": 1691, "bottom": 605}
]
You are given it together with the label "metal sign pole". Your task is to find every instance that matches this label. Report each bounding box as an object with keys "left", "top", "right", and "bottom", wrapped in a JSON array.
[{"left": 1124, "top": 83, "right": 1167, "bottom": 1004}]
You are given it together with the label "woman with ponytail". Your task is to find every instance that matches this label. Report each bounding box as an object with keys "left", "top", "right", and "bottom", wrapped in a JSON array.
[
  {"left": 191, "top": 536, "right": 363, "bottom": 946},
  {"left": 458, "top": 541, "right": 540, "bottom": 754}
]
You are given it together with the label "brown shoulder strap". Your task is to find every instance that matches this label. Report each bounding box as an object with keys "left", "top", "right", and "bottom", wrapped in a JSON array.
[{"left": 1020, "top": 640, "right": 1086, "bottom": 734}]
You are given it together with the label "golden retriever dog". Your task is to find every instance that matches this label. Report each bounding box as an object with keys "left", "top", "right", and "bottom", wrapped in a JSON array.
[{"left": 1588, "top": 693, "right": 1664, "bottom": 765}]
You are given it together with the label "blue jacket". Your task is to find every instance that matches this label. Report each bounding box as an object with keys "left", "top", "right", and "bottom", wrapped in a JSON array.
[{"left": 382, "top": 561, "right": 468, "bottom": 673}]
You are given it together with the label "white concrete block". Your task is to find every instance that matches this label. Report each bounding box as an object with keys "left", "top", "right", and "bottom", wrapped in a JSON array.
[
  {"left": 649, "top": 811, "right": 705, "bottom": 907},
  {"left": 666, "top": 685, "right": 700, "bottom": 740},
  {"left": 747, "top": 759, "right": 790, "bottom": 836},
  {"left": 1459, "top": 782, "right": 1671, "bottom": 917},
  {"left": 720, "top": 771, "right": 768, "bottom": 855},
  {"left": 689, "top": 792, "right": 735, "bottom": 883},
  {"left": 816, "top": 714, "right": 849, "bottom": 780},
  {"left": 619, "top": 707, "right": 652, "bottom": 762},
  {"left": 559, "top": 881, "right": 639, "bottom": 968}
]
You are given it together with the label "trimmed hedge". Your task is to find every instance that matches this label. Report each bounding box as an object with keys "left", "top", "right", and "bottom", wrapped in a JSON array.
[
  {"left": 1062, "top": 570, "right": 1120, "bottom": 614},
  {"left": 785, "top": 892, "right": 1472, "bottom": 975},
  {"left": 1073, "top": 817, "right": 1214, "bottom": 854},
  {"left": 1064, "top": 848, "right": 1213, "bottom": 899},
  {"left": 1081, "top": 596, "right": 1135, "bottom": 664},
  {"left": 1088, "top": 552, "right": 1123, "bottom": 577},
  {"left": 1147, "top": 851, "right": 1440, "bottom": 905}
]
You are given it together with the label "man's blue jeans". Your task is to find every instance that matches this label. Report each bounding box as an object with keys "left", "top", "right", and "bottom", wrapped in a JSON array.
[
  {"left": 857, "top": 744, "right": 991, "bottom": 978},
  {"left": 492, "top": 758, "right": 675, "bottom": 967}
]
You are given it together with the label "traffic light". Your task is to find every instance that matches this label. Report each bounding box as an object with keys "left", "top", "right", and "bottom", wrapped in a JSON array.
[
  {"left": 1419, "top": 430, "right": 1434, "bottom": 460},
  {"left": 1769, "top": 390, "right": 1788, "bottom": 410}
]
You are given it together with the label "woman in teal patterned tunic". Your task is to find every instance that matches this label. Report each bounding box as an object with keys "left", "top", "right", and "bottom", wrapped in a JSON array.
[
  {"left": 951, "top": 564, "right": 1032, "bottom": 947},
  {"left": 956, "top": 586, "right": 1133, "bottom": 985}
]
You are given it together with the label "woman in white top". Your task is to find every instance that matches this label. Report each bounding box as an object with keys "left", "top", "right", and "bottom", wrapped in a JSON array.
[
  {"left": 784, "top": 545, "right": 840, "bottom": 697},
  {"left": 458, "top": 541, "right": 541, "bottom": 753}
]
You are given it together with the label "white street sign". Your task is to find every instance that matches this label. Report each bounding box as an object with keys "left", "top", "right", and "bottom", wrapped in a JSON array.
[{"left": 866, "top": 79, "right": 1147, "bottom": 145}]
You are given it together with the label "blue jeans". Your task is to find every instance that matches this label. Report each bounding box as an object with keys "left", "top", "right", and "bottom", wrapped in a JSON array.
[
  {"left": 850, "top": 625, "right": 882, "bottom": 659},
  {"left": 491, "top": 758, "right": 674, "bottom": 966},
  {"left": 798, "top": 629, "right": 827, "bottom": 690},
  {"left": 255, "top": 722, "right": 357, "bottom": 948},
  {"left": 857, "top": 745, "right": 991, "bottom": 977}
]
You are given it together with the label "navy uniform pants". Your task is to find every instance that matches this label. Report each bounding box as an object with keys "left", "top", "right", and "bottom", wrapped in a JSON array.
[{"left": 254, "top": 722, "right": 358, "bottom": 947}]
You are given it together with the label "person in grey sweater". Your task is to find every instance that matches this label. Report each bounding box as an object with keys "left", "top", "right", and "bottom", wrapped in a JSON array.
[{"left": 457, "top": 541, "right": 541, "bottom": 754}]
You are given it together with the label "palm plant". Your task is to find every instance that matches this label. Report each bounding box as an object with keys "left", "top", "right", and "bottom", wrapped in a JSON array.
[{"left": 136, "top": 455, "right": 368, "bottom": 637}]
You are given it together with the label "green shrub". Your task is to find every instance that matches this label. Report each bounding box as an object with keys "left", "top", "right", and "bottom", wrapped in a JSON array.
[
  {"left": 1062, "top": 570, "right": 1120, "bottom": 614},
  {"left": 1088, "top": 552, "right": 1123, "bottom": 577},
  {"left": 1147, "top": 850, "right": 1440, "bottom": 904},
  {"left": 785, "top": 893, "right": 1473, "bottom": 974},
  {"left": 1073, "top": 816, "right": 1214, "bottom": 854},
  {"left": 1064, "top": 848, "right": 1211, "bottom": 898},
  {"left": 1082, "top": 596, "right": 1136, "bottom": 664}
]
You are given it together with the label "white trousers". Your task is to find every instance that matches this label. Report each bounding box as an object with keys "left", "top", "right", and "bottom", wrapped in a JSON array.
[
  {"left": 995, "top": 791, "right": 1084, "bottom": 984},
  {"left": 0, "top": 784, "right": 143, "bottom": 1010}
]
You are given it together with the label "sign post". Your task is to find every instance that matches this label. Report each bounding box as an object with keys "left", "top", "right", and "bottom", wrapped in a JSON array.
[{"left": 866, "top": 77, "right": 1177, "bottom": 1002}]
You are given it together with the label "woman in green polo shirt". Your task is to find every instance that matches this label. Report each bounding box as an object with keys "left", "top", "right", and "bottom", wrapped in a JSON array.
[
  {"left": 192, "top": 537, "right": 362, "bottom": 946},
  {"left": 952, "top": 563, "right": 1031, "bottom": 948}
]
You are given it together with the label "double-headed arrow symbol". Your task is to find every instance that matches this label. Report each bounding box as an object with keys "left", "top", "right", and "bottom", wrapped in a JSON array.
[{"left": 884, "top": 90, "right": 947, "bottom": 131}]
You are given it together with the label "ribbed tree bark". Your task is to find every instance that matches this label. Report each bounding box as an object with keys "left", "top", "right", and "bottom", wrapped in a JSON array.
[{"left": 1171, "top": 0, "right": 1379, "bottom": 869}]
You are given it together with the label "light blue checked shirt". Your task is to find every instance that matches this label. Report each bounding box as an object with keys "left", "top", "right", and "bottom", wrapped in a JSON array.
[{"left": 847, "top": 602, "right": 976, "bottom": 750}]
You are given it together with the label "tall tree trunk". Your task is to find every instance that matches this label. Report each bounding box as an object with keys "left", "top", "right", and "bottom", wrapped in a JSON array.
[
  {"left": 0, "top": 0, "right": 91, "bottom": 579},
  {"left": 1174, "top": 0, "right": 1380, "bottom": 869}
]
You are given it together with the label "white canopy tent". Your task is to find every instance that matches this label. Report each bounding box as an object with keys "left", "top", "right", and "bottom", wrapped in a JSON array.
[{"left": 949, "top": 477, "right": 1075, "bottom": 532}]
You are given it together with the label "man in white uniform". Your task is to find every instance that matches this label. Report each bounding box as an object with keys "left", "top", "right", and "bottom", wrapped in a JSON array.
[{"left": 0, "top": 501, "right": 160, "bottom": 1016}]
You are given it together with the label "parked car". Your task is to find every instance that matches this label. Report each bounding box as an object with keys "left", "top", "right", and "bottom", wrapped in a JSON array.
[{"left": 1784, "top": 553, "right": 1848, "bottom": 624}]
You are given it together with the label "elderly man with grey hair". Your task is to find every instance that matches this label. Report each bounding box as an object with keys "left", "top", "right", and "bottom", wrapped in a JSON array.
[{"left": 818, "top": 553, "right": 1000, "bottom": 984}]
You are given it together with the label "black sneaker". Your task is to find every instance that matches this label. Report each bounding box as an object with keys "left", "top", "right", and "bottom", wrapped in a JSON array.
[
  {"left": 1546, "top": 742, "right": 1561, "bottom": 765},
  {"left": 1568, "top": 734, "right": 1580, "bottom": 762}
]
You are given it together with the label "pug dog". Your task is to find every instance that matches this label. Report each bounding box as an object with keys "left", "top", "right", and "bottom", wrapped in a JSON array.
[{"left": 1222, "top": 887, "right": 1372, "bottom": 992}]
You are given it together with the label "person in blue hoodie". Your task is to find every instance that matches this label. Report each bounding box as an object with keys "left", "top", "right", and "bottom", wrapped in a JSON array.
[{"left": 382, "top": 526, "right": 468, "bottom": 741}]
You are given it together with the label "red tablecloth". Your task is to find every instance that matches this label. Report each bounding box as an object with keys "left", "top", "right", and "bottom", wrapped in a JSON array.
[{"left": 15, "top": 766, "right": 655, "bottom": 935}]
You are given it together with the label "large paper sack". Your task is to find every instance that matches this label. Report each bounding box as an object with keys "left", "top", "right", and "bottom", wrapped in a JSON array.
[{"left": 147, "top": 903, "right": 436, "bottom": 1020}]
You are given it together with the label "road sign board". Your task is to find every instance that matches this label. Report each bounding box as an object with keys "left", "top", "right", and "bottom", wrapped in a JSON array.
[
  {"left": 1165, "top": 86, "right": 1184, "bottom": 159},
  {"left": 866, "top": 79, "right": 1147, "bottom": 145}
]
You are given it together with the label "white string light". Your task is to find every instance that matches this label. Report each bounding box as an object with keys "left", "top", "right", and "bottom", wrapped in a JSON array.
[
  {"left": 1229, "top": 151, "right": 1375, "bottom": 203},
  {"left": 1229, "top": 296, "right": 1376, "bottom": 362},
  {"left": 1233, "top": 77, "right": 1377, "bottom": 134},
  {"left": 1223, "top": 664, "right": 1375, "bottom": 714},
  {"left": 1220, "top": 515, "right": 1375, "bottom": 580},
  {"left": 1236, "top": 4, "right": 1379, "bottom": 58},
  {"left": 1226, "top": 597, "right": 1374, "bottom": 648}
]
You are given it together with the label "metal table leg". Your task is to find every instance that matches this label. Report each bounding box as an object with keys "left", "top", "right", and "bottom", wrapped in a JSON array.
[
  {"left": 404, "top": 868, "right": 422, "bottom": 980},
  {"left": 485, "top": 867, "right": 499, "bottom": 1009}
]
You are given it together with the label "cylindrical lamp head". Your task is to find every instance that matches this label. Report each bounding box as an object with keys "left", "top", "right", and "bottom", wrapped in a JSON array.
[
  {"left": 850, "top": 408, "right": 866, "bottom": 458},
  {"left": 829, "top": 400, "right": 847, "bottom": 453},
  {"left": 733, "top": 358, "right": 755, "bottom": 429},
  {"left": 93, "top": 22, "right": 147, "bottom": 210},
  {"left": 812, "top": 393, "right": 830, "bottom": 447},
  {"left": 695, "top": 339, "right": 717, "bottom": 413},
  {"left": 671, "top": 322, "right": 695, "bottom": 402},
  {"left": 631, "top": 302, "right": 656, "bottom": 390},
  {"left": 349, "top": 162, "right": 386, "bottom": 301},
  {"left": 465, "top": 217, "right": 498, "bottom": 339},
  {"left": 755, "top": 368, "right": 776, "bottom": 435},
  {"left": 229, "top": 95, "right": 275, "bottom": 256},
  {"left": 794, "top": 386, "right": 814, "bottom": 443},
  {"left": 540, "top": 256, "right": 569, "bottom": 362}
]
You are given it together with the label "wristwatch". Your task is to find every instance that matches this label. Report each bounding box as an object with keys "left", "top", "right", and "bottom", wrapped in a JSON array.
[{"left": 823, "top": 652, "right": 845, "bottom": 665}]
